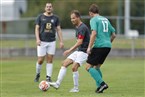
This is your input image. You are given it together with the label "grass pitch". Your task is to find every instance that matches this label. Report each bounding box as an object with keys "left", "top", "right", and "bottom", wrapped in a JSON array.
[
  {"left": 1, "top": 37, "right": 145, "bottom": 49},
  {"left": 1, "top": 57, "right": 144, "bottom": 97}
]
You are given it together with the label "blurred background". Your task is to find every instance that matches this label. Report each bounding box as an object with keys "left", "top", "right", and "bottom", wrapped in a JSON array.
[{"left": 0, "top": 0, "right": 145, "bottom": 58}]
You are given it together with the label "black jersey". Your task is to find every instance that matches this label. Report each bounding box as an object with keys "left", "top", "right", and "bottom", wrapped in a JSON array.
[
  {"left": 75, "top": 23, "right": 90, "bottom": 53},
  {"left": 35, "top": 14, "right": 60, "bottom": 42}
]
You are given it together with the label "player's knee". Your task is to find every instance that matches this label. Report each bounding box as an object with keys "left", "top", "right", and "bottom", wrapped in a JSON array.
[
  {"left": 47, "top": 60, "right": 53, "bottom": 63},
  {"left": 38, "top": 60, "right": 44, "bottom": 64},
  {"left": 62, "top": 59, "right": 71, "bottom": 68},
  {"left": 72, "top": 67, "right": 77, "bottom": 72},
  {"left": 62, "top": 64, "right": 67, "bottom": 68},
  {"left": 62, "top": 62, "right": 68, "bottom": 68}
]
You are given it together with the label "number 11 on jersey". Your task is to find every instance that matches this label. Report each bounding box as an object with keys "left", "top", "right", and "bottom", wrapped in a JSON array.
[{"left": 102, "top": 20, "right": 108, "bottom": 32}]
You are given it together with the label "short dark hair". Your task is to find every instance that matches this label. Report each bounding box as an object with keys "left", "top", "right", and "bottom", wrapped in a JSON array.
[
  {"left": 71, "top": 10, "right": 81, "bottom": 17},
  {"left": 89, "top": 4, "right": 99, "bottom": 13}
]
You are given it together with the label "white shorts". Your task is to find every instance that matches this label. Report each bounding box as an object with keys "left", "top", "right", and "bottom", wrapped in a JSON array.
[
  {"left": 37, "top": 41, "right": 56, "bottom": 57},
  {"left": 67, "top": 51, "right": 88, "bottom": 66}
]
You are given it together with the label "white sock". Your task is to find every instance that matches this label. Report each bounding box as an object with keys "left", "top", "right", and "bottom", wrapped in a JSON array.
[
  {"left": 56, "top": 66, "right": 67, "bottom": 85},
  {"left": 73, "top": 71, "right": 79, "bottom": 89},
  {"left": 46, "top": 63, "right": 53, "bottom": 77},
  {"left": 36, "top": 63, "right": 42, "bottom": 74}
]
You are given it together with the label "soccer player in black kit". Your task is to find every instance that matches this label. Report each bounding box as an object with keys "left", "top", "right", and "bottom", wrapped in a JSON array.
[
  {"left": 34, "top": 2, "right": 64, "bottom": 82},
  {"left": 49, "top": 10, "right": 90, "bottom": 92}
]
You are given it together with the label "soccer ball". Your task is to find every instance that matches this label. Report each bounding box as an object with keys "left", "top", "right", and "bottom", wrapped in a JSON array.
[{"left": 39, "top": 80, "right": 50, "bottom": 91}]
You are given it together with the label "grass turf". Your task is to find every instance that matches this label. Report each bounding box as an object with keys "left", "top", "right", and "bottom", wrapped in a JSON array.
[
  {"left": 1, "top": 37, "right": 145, "bottom": 49},
  {"left": 1, "top": 57, "right": 144, "bottom": 97}
]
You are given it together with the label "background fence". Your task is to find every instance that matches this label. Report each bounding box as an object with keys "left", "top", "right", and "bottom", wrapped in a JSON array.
[{"left": 0, "top": 14, "right": 145, "bottom": 58}]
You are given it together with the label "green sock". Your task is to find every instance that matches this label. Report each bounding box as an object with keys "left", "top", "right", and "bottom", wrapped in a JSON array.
[
  {"left": 88, "top": 68, "right": 103, "bottom": 87},
  {"left": 96, "top": 68, "right": 102, "bottom": 78}
]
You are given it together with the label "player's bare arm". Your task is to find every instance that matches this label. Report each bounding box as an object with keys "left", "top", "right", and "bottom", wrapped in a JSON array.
[
  {"left": 56, "top": 25, "right": 64, "bottom": 48},
  {"left": 63, "top": 39, "right": 83, "bottom": 56},
  {"left": 87, "top": 30, "right": 96, "bottom": 54},
  {"left": 35, "top": 25, "right": 41, "bottom": 46}
]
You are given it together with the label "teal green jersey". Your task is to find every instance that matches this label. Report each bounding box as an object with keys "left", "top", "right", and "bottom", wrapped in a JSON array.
[{"left": 90, "top": 15, "right": 115, "bottom": 48}]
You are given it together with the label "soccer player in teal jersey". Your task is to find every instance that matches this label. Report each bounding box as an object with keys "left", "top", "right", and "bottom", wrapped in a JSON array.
[
  {"left": 49, "top": 10, "right": 90, "bottom": 92},
  {"left": 34, "top": 2, "right": 64, "bottom": 82},
  {"left": 86, "top": 4, "right": 116, "bottom": 93}
]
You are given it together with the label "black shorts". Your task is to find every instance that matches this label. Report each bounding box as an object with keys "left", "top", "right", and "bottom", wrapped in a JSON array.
[{"left": 86, "top": 48, "right": 111, "bottom": 66}]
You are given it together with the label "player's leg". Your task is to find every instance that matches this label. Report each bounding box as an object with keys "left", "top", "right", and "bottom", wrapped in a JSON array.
[
  {"left": 46, "top": 41, "right": 56, "bottom": 82},
  {"left": 69, "top": 62, "right": 80, "bottom": 92},
  {"left": 34, "top": 56, "right": 45, "bottom": 82},
  {"left": 56, "top": 51, "right": 78, "bottom": 86},
  {"left": 49, "top": 58, "right": 73, "bottom": 89},
  {"left": 57, "top": 58, "right": 73, "bottom": 84},
  {"left": 93, "top": 64, "right": 108, "bottom": 93},
  {"left": 95, "top": 48, "right": 110, "bottom": 93},
  {"left": 49, "top": 51, "right": 77, "bottom": 89},
  {"left": 46, "top": 54, "right": 54, "bottom": 82},
  {"left": 94, "top": 65, "right": 102, "bottom": 78},
  {"left": 86, "top": 48, "right": 104, "bottom": 92},
  {"left": 86, "top": 63, "right": 103, "bottom": 88},
  {"left": 70, "top": 51, "right": 88, "bottom": 92},
  {"left": 86, "top": 63, "right": 108, "bottom": 93},
  {"left": 86, "top": 48, "right": 110, "bottom": 93},
  {"left": 34, "top": 42, "right": 46, "bottom": 82}
]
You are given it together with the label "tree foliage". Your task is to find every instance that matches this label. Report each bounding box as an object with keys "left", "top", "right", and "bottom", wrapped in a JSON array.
[{"left": 22, "top": 0, "right": 144, "bottom": 34}]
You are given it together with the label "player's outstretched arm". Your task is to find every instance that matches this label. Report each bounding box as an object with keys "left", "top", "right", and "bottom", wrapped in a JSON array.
[
  {"left": 56, "top": 26, "right": 64, "bottom": 48},
  {"left": 63, "top": 39, "right": 83, "bottom": 56}
]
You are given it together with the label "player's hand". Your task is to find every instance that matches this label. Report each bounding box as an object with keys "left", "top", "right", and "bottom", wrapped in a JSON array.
[
  {"left": 63, "top": 50, "right": 70, "bottom": 56},
  {"left": 87, "top": 47, "right": 91, "bottom": 54},
  {"left": 59, "top": 42, "right": 64, "bottom": 49},
  {"left": 36, "top": 40, "right": 41, "bottom": 46}
]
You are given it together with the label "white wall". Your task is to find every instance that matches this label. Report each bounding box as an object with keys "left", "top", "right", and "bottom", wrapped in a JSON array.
[{"left": 0, "top": 0, "right": 27, "bottom": 21}]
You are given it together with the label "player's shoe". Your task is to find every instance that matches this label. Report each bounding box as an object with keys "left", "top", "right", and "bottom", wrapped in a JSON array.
[
  {"left": 95, "top": 86, "right": 103, "bottom": 93},
  {"left": 34, "top": 73, "right": 40, "bottom": 82},
  {"left": 69, "top": 87, "right": 79, "bottom": 92},
  {"left": 46, "top": 76, "right": 52, "bottom": 82},
  {"left": 49, "top": 82, "right": 59, "bottom": 89},
  {"left": 96, "top": 82, "right": 108, "bottom": 93}
]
